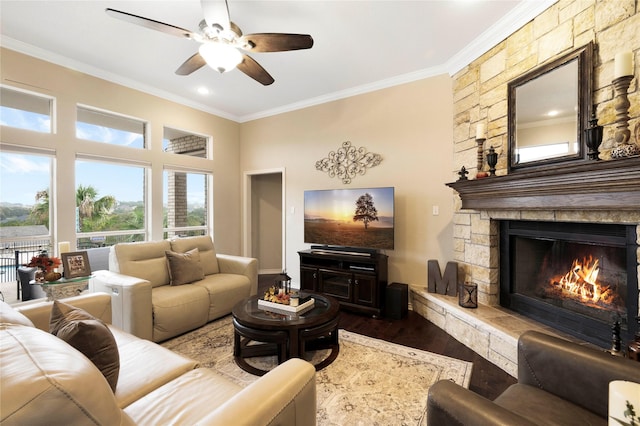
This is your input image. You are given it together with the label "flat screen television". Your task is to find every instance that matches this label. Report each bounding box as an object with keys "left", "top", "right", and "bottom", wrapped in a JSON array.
[{"left": 304, "top": 187, "right": 394, "bottom": 250}]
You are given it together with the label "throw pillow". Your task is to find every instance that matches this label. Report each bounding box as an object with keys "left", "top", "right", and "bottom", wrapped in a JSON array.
[
  {"left": 165, "top": 248, "right": 205, "bottom": 286},
  {"left": 0, "top": 300, "right": 35, "bottom": 327},
  {"left": 170, "top": 236, "right": 220, "bottom": 275},
  {"left": 50, "top": 300, "right": 120, "bottom": 392}
]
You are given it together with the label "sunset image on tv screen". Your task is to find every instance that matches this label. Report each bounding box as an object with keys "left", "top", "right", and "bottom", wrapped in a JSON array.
[{"left": 304, "top": 187, "right": 394, "bottom": 250}]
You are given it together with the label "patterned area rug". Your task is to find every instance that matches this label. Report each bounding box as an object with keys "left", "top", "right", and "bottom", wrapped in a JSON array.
[{"left": 161, "top": 316, "right": 473, "bottom": 425}]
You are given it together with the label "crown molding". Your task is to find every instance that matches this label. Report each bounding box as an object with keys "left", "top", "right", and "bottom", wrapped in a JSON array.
[
  {"left": 446, "top": 0, "right": 558, "bottom": 76},
  {"left": 238, "top": 64, "right": 449, "bottom": 123},
  {"left": 239, "top": 0, "right": 559, "bottom": 122},
  {"left": 2, "top": 0, "right": 559, "bottom": 123},
  {"left": 1, "top": 37, "right": 240, "bottom": 122}
]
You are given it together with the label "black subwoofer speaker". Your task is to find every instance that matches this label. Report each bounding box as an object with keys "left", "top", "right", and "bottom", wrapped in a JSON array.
[{"left": 386, "top": 282, "right": 408, "bottom": 319}]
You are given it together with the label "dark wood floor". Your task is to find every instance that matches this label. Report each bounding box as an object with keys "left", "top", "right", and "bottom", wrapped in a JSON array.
[{"left": 258, "top": 275, "right": 516, "bottom": 400}]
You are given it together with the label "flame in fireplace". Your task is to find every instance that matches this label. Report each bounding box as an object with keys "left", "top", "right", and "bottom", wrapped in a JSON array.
[{"left": 550, "top": 256, "right": 613, "bottom": 305}]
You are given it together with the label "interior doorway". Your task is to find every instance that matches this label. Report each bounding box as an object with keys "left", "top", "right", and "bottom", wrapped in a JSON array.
[{"left": 243, "top": 168, "right": 285, "bottom": 274}]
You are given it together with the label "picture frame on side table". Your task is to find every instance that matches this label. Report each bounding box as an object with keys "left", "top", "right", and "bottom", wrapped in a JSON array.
[{"left": 61, "top": 251, "right": 92, "bottom": 279}]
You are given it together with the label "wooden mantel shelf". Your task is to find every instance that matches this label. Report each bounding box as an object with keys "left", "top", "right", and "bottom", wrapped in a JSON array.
[{"left": 446, "top": 156, "right": 640, "bottom": 211}]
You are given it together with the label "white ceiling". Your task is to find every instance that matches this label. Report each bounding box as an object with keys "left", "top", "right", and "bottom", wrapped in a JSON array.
[{"left": 0, "top": 0, "right": 554, "bottom": 123}]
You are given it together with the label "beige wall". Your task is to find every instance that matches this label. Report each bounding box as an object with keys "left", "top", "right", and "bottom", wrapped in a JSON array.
[
  {"left": 1, "top": 48, "right": 455, "bottom": 287},
  {"left": 0, "top": 48, "right": 243, "bottom": 255},
  {"left": 240, "top": 75, "right": 454, "bottom": 287}
]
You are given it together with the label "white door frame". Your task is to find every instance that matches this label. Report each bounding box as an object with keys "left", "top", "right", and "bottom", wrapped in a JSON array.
[{"left": 242, "top": 167, "right": 286, "bottom": 272}]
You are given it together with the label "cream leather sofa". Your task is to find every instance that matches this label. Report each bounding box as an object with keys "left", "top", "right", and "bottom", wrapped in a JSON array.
[
  {"left": 91, "top": 236, "right": 258, "bottom": 342},
  {"left": 0, "top": 293, "right": 317, "bottom": 426}
]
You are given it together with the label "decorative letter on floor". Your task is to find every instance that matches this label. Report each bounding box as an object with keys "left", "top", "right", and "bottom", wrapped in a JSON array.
[{"left": 427, "top": 260, "right": 458, "bottom": 296}]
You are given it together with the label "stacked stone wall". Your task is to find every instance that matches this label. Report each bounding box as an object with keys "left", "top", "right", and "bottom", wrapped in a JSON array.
[{"left": 451, "top": 0, "right": 640, "bottom": 305}]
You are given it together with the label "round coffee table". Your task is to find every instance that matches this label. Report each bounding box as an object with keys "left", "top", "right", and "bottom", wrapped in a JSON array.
[{"left": 232, "top": 292, "right": 340, "bottom": 376}]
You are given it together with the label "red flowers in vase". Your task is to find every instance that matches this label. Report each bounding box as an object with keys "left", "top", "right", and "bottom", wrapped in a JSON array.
[{"left": 26, "top": 251, "right": 62, "bottom": 273}]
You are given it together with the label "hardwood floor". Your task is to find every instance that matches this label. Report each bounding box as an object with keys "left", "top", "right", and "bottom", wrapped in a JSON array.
[{"left": 259, "top": 274, "right": 516, "bottom": 400}]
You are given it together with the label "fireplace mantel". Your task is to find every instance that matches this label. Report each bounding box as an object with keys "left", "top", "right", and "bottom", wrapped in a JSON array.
[{"left": 446, "top": 156, "right": 640, "bottom": 211}]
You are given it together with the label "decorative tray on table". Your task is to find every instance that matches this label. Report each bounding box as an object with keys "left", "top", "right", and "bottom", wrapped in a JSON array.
[{"left": 258, "top": 290, "right": 315, "bottom": 313}]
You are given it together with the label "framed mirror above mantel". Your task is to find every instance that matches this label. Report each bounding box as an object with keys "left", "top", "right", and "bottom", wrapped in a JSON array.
[{"left": 508, "top": 42, "right": 594, "bottom": 172}]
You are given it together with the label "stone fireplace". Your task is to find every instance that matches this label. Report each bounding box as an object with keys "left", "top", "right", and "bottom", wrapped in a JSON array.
[
  {"left": 416, "top": 1, "right": 640, "bottom": 377},
  {"left": 411, "top": 158, "right": 640, "bottom": 376}
]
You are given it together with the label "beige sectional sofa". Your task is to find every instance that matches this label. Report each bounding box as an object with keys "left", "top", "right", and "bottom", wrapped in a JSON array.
[
  {"left": 91, "top": 236, "right": 258, "bottom": 342},
  {"left": 0, "top": 293, "right": 317, "bottom": 425}
]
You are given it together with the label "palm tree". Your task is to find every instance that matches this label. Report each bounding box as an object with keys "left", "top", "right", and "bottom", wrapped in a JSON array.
[
  {"left": 29, "top": 186, "right": 117, "bottom": 232},
  {"left": 29, "top": 189, "right": 50, "bottom": 228},
  {"left": 75, "top": 185, "right": 116, "bottom": 231}
]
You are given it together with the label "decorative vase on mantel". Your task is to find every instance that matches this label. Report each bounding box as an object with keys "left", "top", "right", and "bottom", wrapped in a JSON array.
[{"left": 585, "top": 111, "right": 603, "bottom": 160}]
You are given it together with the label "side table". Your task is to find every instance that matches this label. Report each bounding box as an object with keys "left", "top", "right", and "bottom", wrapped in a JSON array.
[{"left": 31, "top": 275, "right": 93, "bottom": 301}]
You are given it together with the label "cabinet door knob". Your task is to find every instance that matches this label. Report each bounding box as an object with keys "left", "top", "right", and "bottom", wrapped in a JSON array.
[
  {"left": 313, "top": 273, "right": 317, "bottom": 279},
  {"left": 355, "top": 279, "right": 359, "bottom": 285}
]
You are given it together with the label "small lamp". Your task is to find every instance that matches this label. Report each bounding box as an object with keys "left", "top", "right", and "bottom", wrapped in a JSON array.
[{"left": 274, "top": 271, "right": 292, "bottom": 294}]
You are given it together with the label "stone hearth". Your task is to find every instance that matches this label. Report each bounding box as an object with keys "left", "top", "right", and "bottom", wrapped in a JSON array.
[{"left": 410, "top": 290, "right": 586, "bottom": 377}]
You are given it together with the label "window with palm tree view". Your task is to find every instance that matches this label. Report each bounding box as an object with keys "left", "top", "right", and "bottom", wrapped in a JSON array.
[
  {"left": 75, "top": 159, "right": 146, "bottom": 248},
  {"left": 0, "top": 152, "right": 53, "bottom": 274},
  {"left": 1, "top": 88, "right": 213, "bottom": 291}
]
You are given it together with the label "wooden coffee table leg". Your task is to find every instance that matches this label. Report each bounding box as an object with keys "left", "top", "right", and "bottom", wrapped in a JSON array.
[
  {"left": 299, "top": 318, "right": 340, "bottom": 371},
  {"left": 233, "top": 318, "right": 289, "bottom": 376}
]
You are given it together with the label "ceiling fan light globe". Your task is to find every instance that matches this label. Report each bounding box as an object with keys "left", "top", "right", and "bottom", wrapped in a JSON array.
[{"left": 199, "top": 42, "right": 242, "bottom": 73}]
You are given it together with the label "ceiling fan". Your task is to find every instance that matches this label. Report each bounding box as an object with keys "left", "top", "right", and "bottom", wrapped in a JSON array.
[{"left": 105, "top": 0, "right": 313, "bottom": 85}]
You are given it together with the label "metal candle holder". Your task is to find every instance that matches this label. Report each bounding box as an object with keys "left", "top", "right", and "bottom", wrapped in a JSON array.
[{"left": 459, "top": 282, "right": 478, "bottom": 308}]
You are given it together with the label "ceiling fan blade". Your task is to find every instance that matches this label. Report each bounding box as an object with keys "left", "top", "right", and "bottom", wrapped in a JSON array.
[
  {"left": 230, "top": 21, "right": 243, "bottom": 37},
  {"left": 240, "top": 33, "right": 313, "bottom": 52},
  {"left": 201, "top": 0, "right": 230, "bottom": 30},
  {"left": 237, "top": 54, "right": 274, "bottom": 86},
  {"left": 105, "top": 8, "right": 194, "bottom": 39},
  {"left": 175, "top": 53, "right": 207, "bottom": 75}
]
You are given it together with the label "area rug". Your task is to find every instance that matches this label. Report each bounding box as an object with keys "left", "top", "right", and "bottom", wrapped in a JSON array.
[{"left": 161, "top": 316, "right": 473, "bottom": 425}]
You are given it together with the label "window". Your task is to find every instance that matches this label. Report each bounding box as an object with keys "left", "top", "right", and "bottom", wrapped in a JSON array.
[
  {"left": 0, "top": 86, "right": 53, "bottom": 133},
  {"left": 517, "top": 141, "right": 577, "bottom": 163},
  {"left": 0, "top": 151, "right": 53, "bottom": 271},
  {"left": 76, "top": 106, "right": 146, "bottom": 148},
  {"left": 163, "top": 127, "right": 209, "bottom": 158},
  {"left": 163, "top": 169, "right": 209, "bottom": 238},
  {"left": 75, "top": 159, "right": 146, "bottom": 247}
]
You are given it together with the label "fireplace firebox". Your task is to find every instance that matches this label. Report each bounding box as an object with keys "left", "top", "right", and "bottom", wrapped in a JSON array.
[{"left": 500, "top": 221, "right": 638, "bottom": 349}]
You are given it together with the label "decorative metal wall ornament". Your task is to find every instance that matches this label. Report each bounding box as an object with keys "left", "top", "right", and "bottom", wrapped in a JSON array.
[{"left": 315, "top": 141, "right": 382, "bottom": 184}]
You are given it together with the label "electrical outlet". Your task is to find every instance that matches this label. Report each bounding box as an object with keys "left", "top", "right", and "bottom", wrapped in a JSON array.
[{"left": 432, "top": 205, "right": 439, "bottom": 216}]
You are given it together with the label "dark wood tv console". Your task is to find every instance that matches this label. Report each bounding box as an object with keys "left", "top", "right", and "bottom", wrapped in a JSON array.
[{"left": 298, "top": 249, "right": 388, "bottom": 317}]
